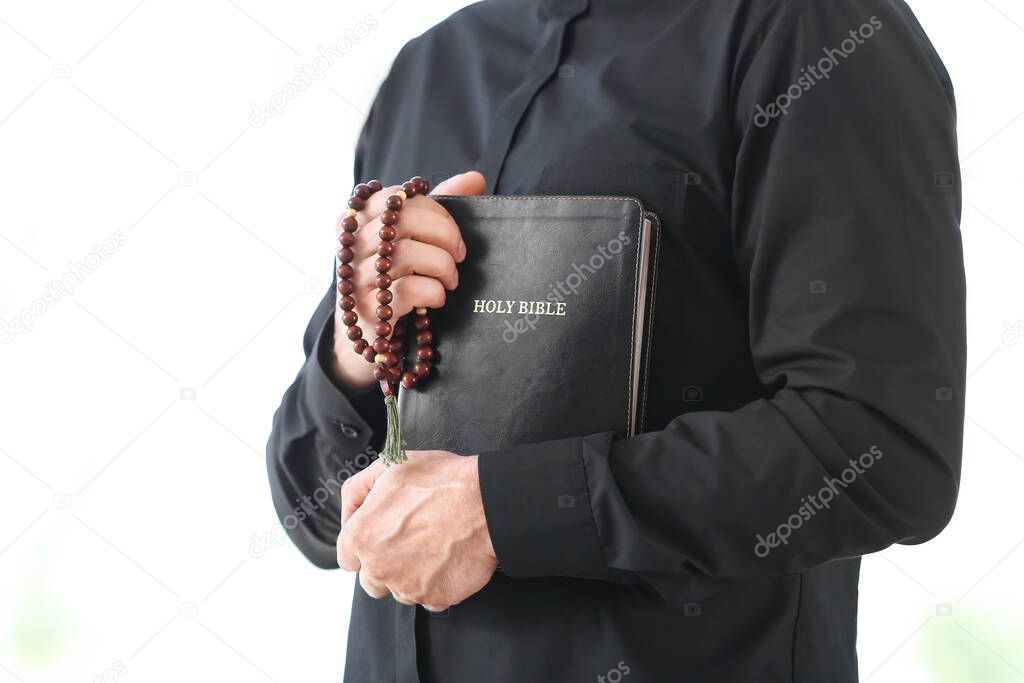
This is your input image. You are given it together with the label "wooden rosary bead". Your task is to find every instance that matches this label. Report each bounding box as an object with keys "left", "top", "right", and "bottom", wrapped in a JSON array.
[{"left": 339, "top": 176, "right": 435, "bottom": 394}]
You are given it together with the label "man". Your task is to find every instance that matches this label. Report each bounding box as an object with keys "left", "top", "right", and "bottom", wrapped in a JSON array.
[{"left": 267, "top": 0, "right": 965, "bottom": 680}]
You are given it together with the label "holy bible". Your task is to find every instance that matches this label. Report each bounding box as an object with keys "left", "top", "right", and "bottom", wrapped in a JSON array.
[{"left": 397, "top": 195, "right": 661, "bottom": 454}]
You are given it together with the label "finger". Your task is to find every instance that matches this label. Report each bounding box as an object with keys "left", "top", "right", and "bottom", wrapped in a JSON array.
[
  {"left": 391, "top": 275, "right": 447, "bottom": 317},
  {"left": 341, "top": 460, "right": 385, "bottom": 526},
  {"left": 430, "top": 171, "right": 486, "bottom": 197},
  {"left": 421, "top": 604, "right": 449, "bottom": 613},
  {"left": 359, "top": 572, "right": 389, "bottom": 599},
  {"left": 391, "top": 591, "right": 416, "bottom": 606},
  {"left": 354, "top": 207, "right": 462, "bottom": 261},
  {"left": 361, "top": 239, "right": 458, "bottom": 290},
  {"left": 336, "top": 528, "right": 361, "bottom": 572},
  {"left": 365, "top": 185, "right": 450, "bottom": 222}
]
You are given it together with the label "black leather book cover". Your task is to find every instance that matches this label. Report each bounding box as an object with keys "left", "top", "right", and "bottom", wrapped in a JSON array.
[{"left": 398, "top": 196, "right": 660, "bottom": 455}]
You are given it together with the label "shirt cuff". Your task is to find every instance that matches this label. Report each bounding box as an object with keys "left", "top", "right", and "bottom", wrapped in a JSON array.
[
  {"left": 303, "top": 312, "right": 383, "bottom": 449},
  {"left": 477, "top": 434, "right": 613, "bottom": 581}
]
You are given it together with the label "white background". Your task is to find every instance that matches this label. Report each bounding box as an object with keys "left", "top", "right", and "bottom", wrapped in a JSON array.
[{"left": 0, "top": 1, "right": 1021, "bottom": 681}]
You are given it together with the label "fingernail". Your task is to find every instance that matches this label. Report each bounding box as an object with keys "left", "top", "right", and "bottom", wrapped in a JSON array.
[{"left": 457, "top": 239, "right": 467, "bottom": 261}]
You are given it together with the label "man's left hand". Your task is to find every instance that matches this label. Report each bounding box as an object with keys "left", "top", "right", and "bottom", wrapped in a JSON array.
[{"left": 337, "top": 450, "right": 497, "bottom": 612}]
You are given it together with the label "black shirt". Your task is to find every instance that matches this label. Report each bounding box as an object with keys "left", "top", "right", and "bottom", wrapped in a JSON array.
[{"left": 266, "top": 0, "right": 965, "bottom": 681}]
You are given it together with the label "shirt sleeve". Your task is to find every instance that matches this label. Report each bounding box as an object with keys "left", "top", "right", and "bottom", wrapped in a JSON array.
[
  {"left": 265, "top": 287, "right": 386, "bottom": 568},
  {"left": 477, "top": 0, "right": 965, "bottom": 603}
]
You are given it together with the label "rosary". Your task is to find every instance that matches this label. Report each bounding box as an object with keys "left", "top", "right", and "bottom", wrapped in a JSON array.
[{"left": 337, "top": 176, "right": 436, "bottom": 466}]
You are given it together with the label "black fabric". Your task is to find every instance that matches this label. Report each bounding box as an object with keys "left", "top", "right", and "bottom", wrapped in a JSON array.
[{"left": 265, "top": 0, "right": 965, "bottom": 681}]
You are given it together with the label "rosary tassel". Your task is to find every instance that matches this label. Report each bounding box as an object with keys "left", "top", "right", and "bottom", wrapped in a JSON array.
[{"left": 380, "top": 394, "right": 407, "bottom": 466}]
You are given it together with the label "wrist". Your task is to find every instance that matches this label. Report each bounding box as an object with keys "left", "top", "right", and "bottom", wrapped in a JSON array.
[
  {"left": 329, "top": 317, "right": 377, "bottom": 391},
  {"left": 464, "top": 454, "right": 496, "bottom": 559}
]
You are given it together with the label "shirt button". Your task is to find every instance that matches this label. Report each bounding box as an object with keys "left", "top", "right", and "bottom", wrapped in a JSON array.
[{"left": 337, "top": 422, "right": 359, "bottom": 438}]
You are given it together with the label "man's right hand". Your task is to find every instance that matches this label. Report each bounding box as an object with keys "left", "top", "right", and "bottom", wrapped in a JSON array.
[{"left": 330, "top": 171, "right": 486, "bottom": 390}]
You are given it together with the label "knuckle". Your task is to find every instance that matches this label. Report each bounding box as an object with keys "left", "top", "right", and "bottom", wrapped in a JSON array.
[
  {"left": 340, "top": 473, "right": 359, "bottom": 497},
  {"left": 345, "top": 519, "right": 366, "bottom": 547}
]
